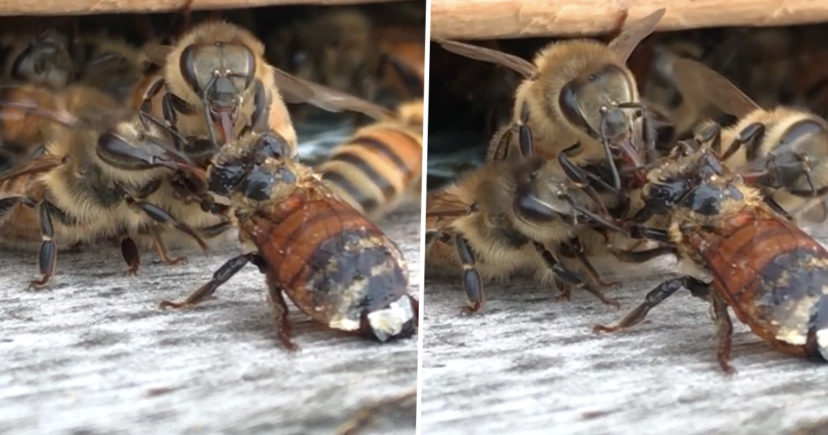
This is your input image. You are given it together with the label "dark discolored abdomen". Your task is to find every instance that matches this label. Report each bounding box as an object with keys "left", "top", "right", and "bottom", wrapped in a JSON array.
[
  {"left": 697, "top": 214, "right": 828, "bottom": 359},
  {"left": 245, "top": 190, "right": 409, "bottom": 333}
]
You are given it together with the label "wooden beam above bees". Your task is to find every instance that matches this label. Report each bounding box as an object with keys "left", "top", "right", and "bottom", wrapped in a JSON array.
[
  {"left": 431, "top": 0, "right": 828, "bottom": 40},
  {"left": 0, "top": 0, "right": 408, "bottom": 16}
]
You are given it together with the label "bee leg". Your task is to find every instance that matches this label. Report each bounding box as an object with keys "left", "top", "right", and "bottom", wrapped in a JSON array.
[
  {"left": 268, "top": 286, "right": 298, "bottom": 351},
  {"left": 558, "top": 146, "right": 612, "bottom": 215},
  {"left": 132, "top": 201, "right": 208, "bottom": 252},
  {"left": 160, "top": 253, "right": 261, "bottom": 309},
  {"left": 29, "top": 201, "right": 58, "bottom": 289},
  {"left": 534, "top": 241, "right": 619, "bottom": 307},
  {"left": 148, "top": 226, "right": 187, "bottom": 265},
  {"left": 455, "top": 234, "right": 483, "bottom": 315},
  {"left": 518, "top": 102, "right": 533, "bottom": 157},
  {"left": 711, "top": 293, "right": 736, "bottom": 374},
  {"left": 759, "top": 188, "right": 793, "bottom": 220},
  {"left": 199, "top": 220, "right": 233, "bottom": 239},
  {"left": 97, "top": 132, "right": 203, "bottom": 177},
  {"left": 562, "top": 237, "right": 619, "bottom": 287},
  {"left": 720, "top": 122, "right": 764, "bottom": 160},
  {"left": 628, "top": 225, "right": 671, "bottom": 243},
  {"left": 593, "top": 276, "right": 710, "bottom": 333},
  {"left": 121, "top": 237, "right": 140, "bottom": 275},
  {"left": 610, "top": 246, "right": 677, "bottom": 263}
]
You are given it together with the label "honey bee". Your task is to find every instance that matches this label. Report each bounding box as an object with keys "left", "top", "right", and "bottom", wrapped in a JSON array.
[
  {"left": 72, "top": 35, "right": 143, "bottom": 102},
  {"left": 437, "top": 9, "right": 663, "bottom": 160},
  {"left": 436, "top": 9, "right": 665, "bottom": 211},
  {"left": 0, "top": 27, "right": 143, "bottom": 102},
  {"left": 318, "top": 99, "right": 423, "bottom": 220},
  {"left": 159, "top": 131, "right": 417, "bottom": 349},
  {"left": 137, "top": 20, "right": 297, "bottom": 158},
  {"left": 0, "top": 28, "right": 75, "bottom": 90},
  {"left": 426, "top": 156, "right": 622, "bottom": 314},
  {"left": 137, "top": 20, "right": 396, "bottom": 163},
  {"left": 671, "top": 57, "right": 828, "bottom": 221},
  {"left": 596, "top": 144, "right": 828, "bottom": 372},
  {"left": 0, "top": 84, "right": 210, "bottom": 286},
  {"left": 292, "top": 8, "right": 380, "bottom": 98},
  {"left": 0, "top": 83, "right": 126, "bottom": 171}
]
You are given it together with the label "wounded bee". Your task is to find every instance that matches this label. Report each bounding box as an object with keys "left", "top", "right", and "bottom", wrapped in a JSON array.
[
  {"left": 0, "top": 84, "right": 210, "bottom": 286},
  {"left": 160, "top": 131, "right": 417, "bottom": 348},
  {"left": 319, "top": 99, "right": 423, "bottom": 220},
  {"left": 426, "top": 156, "right": 621, "bottom": 314},
  {"left": 672, "top": 57, "right": 828, "bottom": 221},
  {"left": 595, "top": 145, "right": 828, "bottom": 372}
]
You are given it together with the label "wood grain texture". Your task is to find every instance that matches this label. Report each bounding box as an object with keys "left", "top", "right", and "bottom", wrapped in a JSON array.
[
  {"left": 431, "top": 0, "right": 828, "bottom": 40},
  {"left": 0, "top": 205, "right": 419, "bottom": 434},
  {"left": 421, "top": 238, "right": 828, "bottom": 434},
  {"left": 0, "top": 0, "right": 409, "bottom": 16}
]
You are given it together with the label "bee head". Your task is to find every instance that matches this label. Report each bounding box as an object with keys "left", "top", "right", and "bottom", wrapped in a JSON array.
[{"left": 207, "top": 132, "right": 295, "bottom": 200}]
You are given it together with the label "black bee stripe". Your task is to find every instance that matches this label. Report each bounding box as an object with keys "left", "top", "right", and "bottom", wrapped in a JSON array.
[
  {"left": 332, "top": 152, "right": 396, "bottom": 199},
  {"left": 321, "top": 172, "right": 379, "bottom": 213},
  {"left": 349, "top": 137, "right": 410, "bottom": 175}
]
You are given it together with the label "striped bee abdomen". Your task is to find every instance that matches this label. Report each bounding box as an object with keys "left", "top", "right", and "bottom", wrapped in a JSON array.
[{"left": 319, "top": 123, "right": 422, "bottom": 218}]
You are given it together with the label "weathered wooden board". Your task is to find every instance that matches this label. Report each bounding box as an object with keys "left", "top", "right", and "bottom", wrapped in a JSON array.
[
  {"left": 431, "top": 0, "right": 828, "bottom": 40},
  {"left": 421, "top": 246, "right": 828, "bottom": 434},
  {"left": 0, "top": 0, "right": 410, "bottom": 16},
  {"left": 0, "top": 205, "right": 420, "bottom": 435}
]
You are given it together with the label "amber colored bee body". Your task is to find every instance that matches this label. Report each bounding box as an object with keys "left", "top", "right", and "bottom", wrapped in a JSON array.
[
  {"left": 597, "top": 148, "right": 828, "bottom": 371},
  {"left": 161, "top": 132, "right": 417, "bottom": 348},
  {"left": 689, "top": 204, "right": 828, "bottom": 359},
  {"left": 319, "top": 100, "right": 423, "bottom": 219}
]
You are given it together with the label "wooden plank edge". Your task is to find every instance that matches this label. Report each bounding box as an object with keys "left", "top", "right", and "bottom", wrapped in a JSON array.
[
  {"left": 0, "top": 0, "right": 411, "bottom": 16},
  {"left": 431, "top": 0, "right": 828, "bottom": 40}
]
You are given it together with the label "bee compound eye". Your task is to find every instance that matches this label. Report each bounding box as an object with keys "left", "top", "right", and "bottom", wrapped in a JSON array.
[
  {"left": 241, "top": 166, "right": 276, "bottom": 201},
  {"left": 209, "top": 163, "right": 246, "bottom": 195}
]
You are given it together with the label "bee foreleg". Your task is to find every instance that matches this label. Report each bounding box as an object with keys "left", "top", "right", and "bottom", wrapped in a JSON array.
[
  {"left": 593, "top": 276, "right": 710, "bottom": 333},
  {"left": 121, "top": 237, "right": 140, "bottom": 275},
  {"left": 159, "top": 253, "right": 261, "bottom": 309},
  {"left": 563, "top": 237, "right": 619, "bottom": 287},
  {"left": 610, "top": 246, "right": 676, "bottom": 263},
  {"left": 29, "top": 200, "right": 59, "bottom": 289},
  {"left": 455, "top": 234, "right": 483, "bottom": 315},
  {"left": 534, "top": 241, "right": 619, "bottom": 307},
  {"left": 148, "top": 226, "right": 188, "bottom": 265},
  {"left": 557, "top": 147, "right": 612, "bottom": 215},
  {"left": 720, "top": 122, "right": 764, "bottom": 160},
  {"left": 711, "top": 293, "right": 736, "bottom": 374},
  {"left": 132, "top": 200, "right": 208, "bottom": 252},
  {"left": 267, "top": 286, "right": 298, "bottom": 351}
]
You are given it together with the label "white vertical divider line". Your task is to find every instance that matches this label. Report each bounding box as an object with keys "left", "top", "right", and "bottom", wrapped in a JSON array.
[{"left": 416, "top": 0, "right": 431, "bottom": 433}]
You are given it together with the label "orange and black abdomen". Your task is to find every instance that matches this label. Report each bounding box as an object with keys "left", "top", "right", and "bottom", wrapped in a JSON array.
[
  {"left": 692, "top": 210, "right": 828, "bottom": 359},
  {"left": 319, "top": 123, "right": 422, "bottom": 218},
  {"left": 243, "top": 188, "right": 410, "bottom": 334}
]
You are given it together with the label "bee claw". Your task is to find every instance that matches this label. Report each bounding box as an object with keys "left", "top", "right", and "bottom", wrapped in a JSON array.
[{"left": 159, "top": 300, "right": 189, "bottom": 309}]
